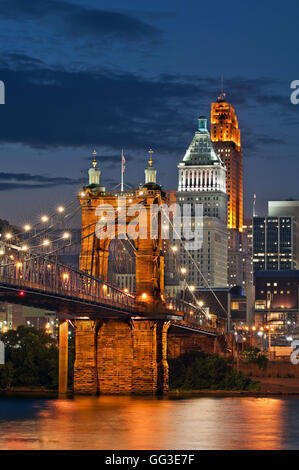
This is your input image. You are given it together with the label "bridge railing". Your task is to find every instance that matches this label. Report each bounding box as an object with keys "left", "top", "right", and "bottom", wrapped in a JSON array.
[
  {"left": 0, "top": 256, "right": 137, "bottom": 313},
  {"left": 0, "top": 255, "right": 219, "bottom": 330},
  {"left": 164, "top": 297, "right": 218, "bottom": 332}
]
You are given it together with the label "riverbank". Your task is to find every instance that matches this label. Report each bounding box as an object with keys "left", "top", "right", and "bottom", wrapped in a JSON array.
[
  {"left": 1, "top": 377, "right": 299, "bottom": 398},
  {"left": 169, "top": 377, "right": 299, "bottom": 397}
]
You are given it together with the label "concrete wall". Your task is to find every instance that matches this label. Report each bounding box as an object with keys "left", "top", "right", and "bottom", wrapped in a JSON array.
[{"left": 239, "top": 361, "right": 299, "bottom": 378}]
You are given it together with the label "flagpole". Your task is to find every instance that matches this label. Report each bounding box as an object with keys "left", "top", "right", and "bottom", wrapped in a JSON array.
[{"left": 121, "top": 149, "right": 124, "bottom": 192}]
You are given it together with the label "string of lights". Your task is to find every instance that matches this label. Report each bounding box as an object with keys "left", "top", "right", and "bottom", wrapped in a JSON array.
[
  {"left": 0, "top": 197, "right": 89, "bottom": 266},
  {"left": 2, "top": 192, "right": 227, "bottom": 322},
  {"left": 160, "top": 206, "right": 228, "bottom": 317}
]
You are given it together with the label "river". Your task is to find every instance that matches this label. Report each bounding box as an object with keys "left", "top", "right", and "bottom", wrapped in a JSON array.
[{"left": 0, "top": 395, "right": 299, "bottom": 450}]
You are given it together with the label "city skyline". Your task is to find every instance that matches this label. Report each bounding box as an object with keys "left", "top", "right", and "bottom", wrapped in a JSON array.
[{"left": 0, "top": 0, "right": 299, "bottom": 225}]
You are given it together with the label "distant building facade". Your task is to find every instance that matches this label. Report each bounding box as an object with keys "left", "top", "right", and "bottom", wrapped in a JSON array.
[
  {"left": 228, "top": 219, "right": 253, "bottom": 294},
  {"left": 254, "top": 270, "right": 299, "bottom": 331},
  {"left": 253, "top": 216, "right": 295, "bottom": 271},
  {"left": 268, "top": 200, "right": 299, "bottom": 268},
  {"left": 176, "top": 116, "right": 228, "bottom": 287}
]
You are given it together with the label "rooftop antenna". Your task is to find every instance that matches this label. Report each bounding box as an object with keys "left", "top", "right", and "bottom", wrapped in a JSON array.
[
  {"left": 218, "top": 74, "right": 226, "bottom": 101},
  {"left": 121, "top": 149, "right": 125, "bottom": 192},
  {"left": 253, "top": 193, "right": 256, "bottom": 217}
]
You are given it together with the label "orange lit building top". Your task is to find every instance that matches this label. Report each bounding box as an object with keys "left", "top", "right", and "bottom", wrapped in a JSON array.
[
  {"left": 210, "top": 93, "right": 243, "bottom": 231},
  {"left": 211, "top": 93, "right": 241, "bottom": 151}
]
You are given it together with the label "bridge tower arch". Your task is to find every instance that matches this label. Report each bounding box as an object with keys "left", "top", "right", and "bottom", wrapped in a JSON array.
[
  {"left": 79, "top": 151, "right": 166, "bottom": 304},
  {"left": 74, "top": 151, "right": 172, "bottom": 395}
]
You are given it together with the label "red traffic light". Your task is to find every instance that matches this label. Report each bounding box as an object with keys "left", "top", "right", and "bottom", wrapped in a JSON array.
[{"left": 19, "top": 291, "right": 25, "bottom": 296}]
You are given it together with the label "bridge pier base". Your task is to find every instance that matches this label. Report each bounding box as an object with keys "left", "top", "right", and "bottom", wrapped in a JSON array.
[
  {"left": 73, "top": 319, "right": 170, "bottom": 395},
  {"left": 58, "top": 319, "right": 68, "bottom": 395},
  {"left": 74, "top": 320, "right": 98, "bottom": 395},
  {"left": 130, "top": 320, "right": 169, "bottom": 395}
]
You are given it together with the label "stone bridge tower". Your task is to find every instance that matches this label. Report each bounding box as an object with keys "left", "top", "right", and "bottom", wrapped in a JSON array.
[
  {"left": 79, "top": 150, "right": 165, "bottom": 303},
  {"left": 74, "top": 150, "right": 171, "bottom": 395}
]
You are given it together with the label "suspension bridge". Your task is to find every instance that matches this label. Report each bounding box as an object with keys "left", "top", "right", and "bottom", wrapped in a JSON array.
[{"left": 0, "top": 154, "right": 228, "bottom": 395}]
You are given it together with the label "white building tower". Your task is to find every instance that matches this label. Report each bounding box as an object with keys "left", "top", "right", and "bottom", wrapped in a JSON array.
[{"left": 176, "top": 116, "right": 228, "bottom": 287}]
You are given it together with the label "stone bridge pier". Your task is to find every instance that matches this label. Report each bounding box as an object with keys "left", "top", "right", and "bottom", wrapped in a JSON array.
[
  {"left": 73, "top": 319, "right": 170, "bottom": 395},
  {"left": 167, "top": 328, "right": 227, "bottom": 359}
]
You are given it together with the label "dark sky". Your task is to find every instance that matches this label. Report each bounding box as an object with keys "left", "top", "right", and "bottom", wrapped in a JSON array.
[{"left": 0, "top": 0, "right": 298, "bottom": 225}]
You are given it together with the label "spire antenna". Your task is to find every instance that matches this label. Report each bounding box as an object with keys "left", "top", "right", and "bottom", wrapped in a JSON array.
[
  {"left": 218, "top": 75, "right": 226, "bottom": 101},
  {"left": 92, "top": 149, "right": 97, "bottom": 168},
  {"left": 148, "top": 148, "right": 154, "bottom": 167},
  {"left": 144, "top": 148, "right": 157, "bottom": 185}
]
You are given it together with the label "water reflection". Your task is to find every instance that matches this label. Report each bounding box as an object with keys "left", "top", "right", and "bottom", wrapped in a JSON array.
[{"left": 0, "top": 396, "right": 298, "bottom": 450}]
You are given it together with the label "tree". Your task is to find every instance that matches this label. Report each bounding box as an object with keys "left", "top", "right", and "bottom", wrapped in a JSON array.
[
  {"left": 0, "top": 326, "right": 59, "bottom": 389},
  {"left": 169, "top": 351, "right": 257, "bottom": 391},
  {"left": 240, "top": 346, "right": 268, "bottom": 370}
]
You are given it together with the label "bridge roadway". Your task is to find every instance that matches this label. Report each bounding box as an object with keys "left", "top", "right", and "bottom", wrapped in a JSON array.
[{"left": 0, "top": 257, "right": 218, "bottom": 336}]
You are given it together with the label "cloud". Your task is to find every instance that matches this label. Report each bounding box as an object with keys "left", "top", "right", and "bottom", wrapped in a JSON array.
[
  {"left": 0, "top": 171, "right": 80, "bottom": 190},
  {"left": 256, "top": 135, "right": 286, "bottom": 146},
  {"left": 0, "top": 54, "right": 292, "bottom": 163},
  {"left": 0, "top": 0, "right": 160, "bottom": 43},
  {"left": 0, "top": 61, "right": 207, "bottom": 152},
  {"left": 242, "top": 127, "right": 286, "bottom": 157}
]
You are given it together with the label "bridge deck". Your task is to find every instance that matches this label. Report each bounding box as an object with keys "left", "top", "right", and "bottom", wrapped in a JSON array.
[{"left": 0, "top": 257, "right": 219, "bottom": 334}]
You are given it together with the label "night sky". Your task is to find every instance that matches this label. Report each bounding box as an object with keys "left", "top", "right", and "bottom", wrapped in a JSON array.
[{"left": 0, "top": 0, "right": 298, "bottom": 226}]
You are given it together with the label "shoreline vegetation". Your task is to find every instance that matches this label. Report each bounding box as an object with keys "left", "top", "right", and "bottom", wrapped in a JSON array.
[
  {"left": 1, "top": 385, "right": 299, "bottom": 398},
  {"left": 1, "top": 327, "right": 299, "bottom": 398},
  {"left": 168, "top": 351, "right": 259, "bottom": 392}
]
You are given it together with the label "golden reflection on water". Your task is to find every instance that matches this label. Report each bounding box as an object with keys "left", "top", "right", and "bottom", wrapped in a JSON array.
[{"left": 0, "top": 396, "right": 295, "bottom": 450}]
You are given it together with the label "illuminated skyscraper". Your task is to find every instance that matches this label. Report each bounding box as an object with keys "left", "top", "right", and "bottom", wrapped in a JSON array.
[
  {"left": 211, "top": 93, "right": 243, "bottom": 231},
  {"left": 176, "top": 117, "right": 228, "bottom": 287}
]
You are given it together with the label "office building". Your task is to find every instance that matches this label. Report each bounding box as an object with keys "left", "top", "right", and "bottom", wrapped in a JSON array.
[
  {"left": 211, "top": 93, "right": 243, "bottom": 231},
  {"left": 253, "top": 216, "right": 295, "bottom": 271},
  {"left": 176, "top": 116, "right": 228, "bottom": 287}
]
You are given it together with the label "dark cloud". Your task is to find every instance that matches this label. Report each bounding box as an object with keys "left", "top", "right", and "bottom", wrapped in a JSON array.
[
  {"left": 0, "top": 61, "right": 206, "bottom": 152},
  {"left": 0, "top": 171, "right": 80, "bottom": 190},
  {"left": 0, "top": 55, "right": 292, "bottom": 163},
  {"left": 222, "top": 77, "right": 280, "bottom": 106},
  {"left": 255, "top": 93, "right": 289, "bottom": 107},
  {"left": 256, "top": 135, "right": 286, "bottom": 146},
  {"left": 242, "top": 127, "right": 286, "bottom": 157},
  {"left": 2, "top": 53, "right": 45, "bottom": 71},
  {"left": 0, "top": 0, "right": 160, "bottom": 43}
]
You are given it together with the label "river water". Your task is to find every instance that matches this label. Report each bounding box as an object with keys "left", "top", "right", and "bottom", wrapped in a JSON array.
[{"left": 0, "top": 395, "right": 299, "bottom": 450}]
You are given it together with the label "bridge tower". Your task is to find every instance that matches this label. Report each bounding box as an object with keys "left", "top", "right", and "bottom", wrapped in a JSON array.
[
  {"left": 74, "top": 150, "right": 171, "bottom": 395},
  {"left": 79, "top": 150, "right": 165, "bottom": 303}
]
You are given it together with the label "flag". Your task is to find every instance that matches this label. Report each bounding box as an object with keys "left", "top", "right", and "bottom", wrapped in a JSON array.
[{"left": 122, "top": 149, "right": 126, "bottom": 174}]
